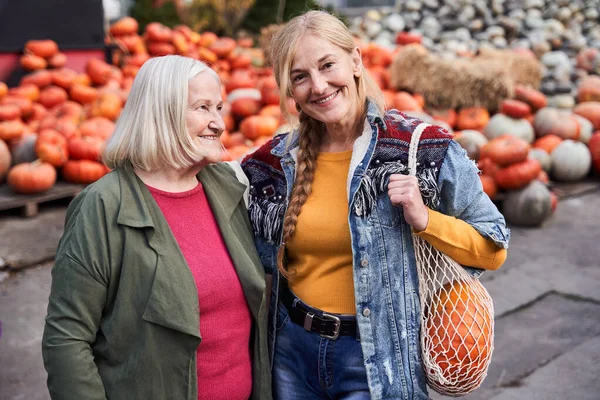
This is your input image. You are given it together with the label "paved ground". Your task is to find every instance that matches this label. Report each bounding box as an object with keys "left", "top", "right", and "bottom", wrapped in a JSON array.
[{"left": 1, "top": 186, "right": 599, "bottom": 400}]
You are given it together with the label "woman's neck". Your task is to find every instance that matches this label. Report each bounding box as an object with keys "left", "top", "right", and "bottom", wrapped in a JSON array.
[{"left": 135, "top": 165, "right": 202, "bottom": 193}]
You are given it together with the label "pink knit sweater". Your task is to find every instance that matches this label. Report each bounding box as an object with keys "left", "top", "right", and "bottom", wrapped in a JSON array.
[{"left": 148, "top": 182, "right": 252, "bottom": 400}]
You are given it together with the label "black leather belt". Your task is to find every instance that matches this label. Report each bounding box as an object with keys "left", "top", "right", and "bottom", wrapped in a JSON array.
[{"left": 280, "top": 285, "right": 357, "bottom": 340}]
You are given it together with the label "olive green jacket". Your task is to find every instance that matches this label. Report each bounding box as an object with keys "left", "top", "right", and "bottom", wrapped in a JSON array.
[{"left": 42, "top": 163, "right": 271, "bottom": 400}]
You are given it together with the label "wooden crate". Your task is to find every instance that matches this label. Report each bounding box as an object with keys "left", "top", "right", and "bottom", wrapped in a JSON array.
[{"left": 0, "top": 182, "right": 85, "bottom": 217}]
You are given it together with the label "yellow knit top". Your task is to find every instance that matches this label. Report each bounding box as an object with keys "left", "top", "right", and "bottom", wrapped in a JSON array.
[{"left": 286, "top": 150, "right": 507, "bottom": 315}]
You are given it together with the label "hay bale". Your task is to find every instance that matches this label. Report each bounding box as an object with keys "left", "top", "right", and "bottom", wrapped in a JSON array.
[
  {"left": 389, "top": 45, "right": 514, "bottom": 111},
  {"left": 259, "top": 24, "right": 283, "bottom": 66},
  {"left": 475, "top": 47, "right": 542, "bottom": 89}
]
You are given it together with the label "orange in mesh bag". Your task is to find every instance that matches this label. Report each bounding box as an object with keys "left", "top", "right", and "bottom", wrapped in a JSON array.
[{"left": 408, "top": 123, "right": 494, "bottom": 396}]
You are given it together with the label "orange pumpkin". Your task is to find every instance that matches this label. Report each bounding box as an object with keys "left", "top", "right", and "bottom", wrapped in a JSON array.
[
  {"left": 109, "top": 17, "right": 139, "bottom": 37},
  {"left": 425, "top": 280, "right": 493, "bottom": 392},
  {"left": 0, "top": 82, "right": 8, "bottom": 100},
  {"left": 500, "top": 99, "right": 531, "bottom": 119},
  {"left": 588, "top": 132, "right": 600, "bottom": 175},
  {"left": 25, "top": 39, "right": 58, "bottom": 58},
  {"left": 231, "top": 98, "right": 262, "bottom": 119},
  {"left": 479, "top": 175, "right": 498, "bottom": 199},
  {"left": 495, "top": 158, "right": 542, "bottom": 190},
  {"left": 79, "top": 117, "right": 115, "bottom": 140},
  {"left": 7, "top": 161, "right": 57, "bottom": 194},
  {"left": 209, "top": 38, "right": 237, "bottom": 59},
  {"left": 0, "top": 119, "right": 26, "bottom": 141},
  {"left": 29, "top": 103, "right": 50, "bottom": 121},
  {"left": 456, "top": 107, "right": 490, "bottom": 131},
  {"left": 54, "top": 118, "right": 81, "bottom": 140},
  {"left": 532, "top": 135, "right": 562, "bottom": 154},
  {"left": 21, "top": 70, "right": 53, "bottom": 88},
  {"left": 51, "top": 68, "right": 78, "bottom": 90},
  {"left": 54, "top": 101, "right": 85, "bottom": 125},
  {"left": 573, "top": 101, "right": 600, "bottom": 130},
  {"left": 147, "top": 42, "right": 176, "bottom": 56},
  {"left": 39, "top": 86, "right": 68, "bottom": 109},
  {"left": 1, "top": 96, "right": 33, "bottom": 119},
  {"left": 200, "top": 31, "right": 218, "bottom": 47},
  {"left": 48, "top": 52, "right": 67, "bottom": 69},
  {"left": 20, "top": 54, "right": 47, "bottom": 71},
  {"left": 145, "top": 22, "right": 173, "bottom": 42},
  {"left": 68, "top": 136, "right": 104, "bottom": 161},
  {"left": 0, "top": 104, "right": 22, "bottom": 121},
  {"left": 89, "top": 92, "right": 122, "bottom": 121},
  {"left": 392, "top": 91, "right": 422, "bottom": 112},
  {"left": 258, "top": 76, "right": 280, "bottom": 106},
  {"left": 429, "top": 108, "right": 458, "bottom": 128},
  {"left": 577, "top": 75, "right": 600, "bottom": 103},
  {"left": 62, "top": 159, "right": 109, "bottom": 184},
  {"left": 8, "top": 84, "right": 40, "bottom": 102},
  {"left": 479, "top": 135, "right": 530, "bottom": 166},
  {"left": 86, "top": 59, "right": 112, "bottom": 86},
  {"left": 514, "top": 85, "right": 547, "bottom": 111},
  {"left": 35, "top": 129, "right": 68, "bottom": 167},
  {"left": 240, "top": 115, "right": 279, "bottom": 140},
  {"left": 70, "top": 84, "right": 99, "bottom": 104}
]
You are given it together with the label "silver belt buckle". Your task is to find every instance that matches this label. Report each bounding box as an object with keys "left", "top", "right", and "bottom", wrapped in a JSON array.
[{"left": 320, "top": 313, "right": 341, "bottom": 340}]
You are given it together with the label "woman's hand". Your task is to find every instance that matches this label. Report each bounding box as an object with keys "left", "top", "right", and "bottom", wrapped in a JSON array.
[{"left": 387, "top": 174, "right": 429, "bottom": 232}]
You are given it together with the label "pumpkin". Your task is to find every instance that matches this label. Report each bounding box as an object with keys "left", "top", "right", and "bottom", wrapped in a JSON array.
[
  {"left": 480, "top": 135, "right": 530, "bottom": 167},
  {"left": 225, "top": 69, "right": 257, "bottom": 93},
  {"left": 392, "top": 92, "right": 422, "bottom": 112},
  {"left": 425, "top": 280, "right": 493, "bottom": 393},
  {"left": 62, "top": 160, "right": 109, "bottom": 184},
  {"left": 429, "top": 108, "right": 458, "bottom": 129},
  {"left": 589, "top": 132, "right": 600, "bottom": 175},
  {"left": 79, "top": 117, "right": 115, "bottom": 140},
  {"left": 35, "top": 129, "right": 68, "bottom": 167},
  {"left": 20, "top": 54, "right": 47, "bottom": 71},
  {"left": 109, "top": 17, "right": 139, "bottom": 37},
  {"left": 0, "top": 139, "right": 11, "bottom": 181},
  {"left": 29, "top": 103, "right": 49, "bottom": 122},
  {"left": 533, "top": 108, "right": 580, "bottom": 140},
  {"left": 25, "top": 39, "right": 58, "bottom": 58},
  {"left": 54, "top": 101, "right": 85, "bottom": 125},
  {"left": 573, "top": 115, "right": 594, "bottom": 144},
  {"left": 477, "top": 157, "right": 500, "bottom": 179},
  {"left": 69, "top": 84, "right": 98, "bottom": 105},
  {"left": 145, "top": 22, "right": 173, "bottom": 42},
  {"left": 577, "top": 75, "right": 600, "bottom": 103},
  {"left": 220, "top": 131, "right": 246, "bottom": 149},
  {"left": 9, "top": 83, "right": 40, "bottom": 102},
  {"left": 227, "top": 88, "right": 261, "bottom": 104},
  {"left": 550, "top": 140, "right": 592, "bottom": 182},
  {"left": 89, "top": 92, "right": 122, "bottom": 121},
  {"left": 86, "top": 59, "right": 112, "bottom": 86},
  {"left": 147, "top": 42, "right": 176, "bottom": 56},
  {"left": 0, "top": 119, "right": 26, "bottom": 141},
  {"left": 51, "top": 68, "right": 78, "bottom": 90},
  {"left": 0, "top": 82, "right": 8, "bottom": 99},
  {"left": 39, "top": 86, "right": 68, "bottom": 109},
  {"left": 48, "top": 52, "right": 67, "bottom": 69},
  {"left": 500, "top": 99, "right": 531, "bottom": 119},
  {"left": 259, "top": 104, "right": 283, "bottom": 121},
  {"left": 7, "top": 161, "right": 57, "bottom": 194},
  {"left": 456, "top": 107, "right": 489, "bottom": 131},
  {"left": 20, "top": 70, "right": 53, "bottom": 88},
  {"left": 495, "top": 158, "right": 542, "bottom": 190},
  {"left": 483, "top": 114, "right": 535, "bottom": 143},
  {"left": 532, "top": 134, "right": 562, "bottom": 154},
  {"left": 0, "top": 104, "right": 22, "bottom": 121},
  {"left": 231, "top": 98, "right": 262, "bottom": 119},
  {"left": 258, "top": 76, "right": 280, "bottom": 106},
  {"left": 68, "top": 136, "right": 104, "bottom": 161},
  {"left": 10, "top": 133, "right": 38, "bottom": 164},
  {"left": 209, "top": 37, "right": 237, "bottom": 58},
  {"left": 514, "top": 85, "right": 547, "bottom": 111},
  {"left": 1, "top": 96, "right": 33, "bottom": 119},
  {"left": 502, "top": 180, "right": 553, "bottom": 226},
  {"left": 54, "top": 118, "right": 81, "bottom": 140},
  {"left": 536, "top": 169, "right": 550, "bottom": 185},
  {"left": 240, "top": 115, "right": 279, "bottom": 140},
  {"left": 479, "top": 175, "right": 497, "bottom": 199},
  {"left": 573, "top": 101, "right": 600, "bottom": 130},
  {"left": 528, "top": 148, "right": 552, "bottom": 173}
]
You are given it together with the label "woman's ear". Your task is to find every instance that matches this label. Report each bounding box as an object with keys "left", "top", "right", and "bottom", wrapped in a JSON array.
[{"left": 352, "top": 46, "right": 363, "bottom": 77}]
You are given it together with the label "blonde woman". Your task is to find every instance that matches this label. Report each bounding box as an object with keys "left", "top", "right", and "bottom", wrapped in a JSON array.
[
  {"left": 42, "top": 55, "right": 271, "bottom": 400},
  {"left": 242, "top": 11, "right": 509, "bottom": 399}
]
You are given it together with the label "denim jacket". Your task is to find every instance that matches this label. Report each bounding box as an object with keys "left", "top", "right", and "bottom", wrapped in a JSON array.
[{"left": 241, "top": 101, "right": 510, "bottom": 399}]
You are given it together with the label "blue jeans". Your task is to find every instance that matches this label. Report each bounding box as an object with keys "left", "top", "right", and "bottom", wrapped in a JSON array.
[{"left": 273, "top": 298, "right": 370, "bottom": 400}]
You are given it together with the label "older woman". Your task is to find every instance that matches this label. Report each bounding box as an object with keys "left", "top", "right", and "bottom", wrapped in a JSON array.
[
  {"left": 42, "top": 55, "right": 271, "bottom": 400},
  {"left": 242, "top": 10, "right": 509, "bottom": 400}
]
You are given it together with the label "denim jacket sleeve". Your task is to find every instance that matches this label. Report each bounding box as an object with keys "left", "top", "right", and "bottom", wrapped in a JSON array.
[{"left": 437, "top": 140, "right": 511, "bottom": 250}]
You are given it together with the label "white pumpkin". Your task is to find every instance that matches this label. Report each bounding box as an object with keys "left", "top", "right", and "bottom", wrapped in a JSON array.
[
  {"left": 529, "top": 148, "right": 552, "bottom": 172},
  {"left": 227, "top": 88, "right": 262, "bottom": 103},
  {"left": 454, "top": 130, "right": 488, "bottom": 160},
  {"left": 573, "top": 115, "right": 593, "bottom": 144},
  {"left": 550, "top": 139, "right": 592, "bottom": 181},
  {"left": 503, "top": 180, "right": 553, "bottom": 227},
  {"left": 483, "top": 114, "right": 535, "bottom": 143}
]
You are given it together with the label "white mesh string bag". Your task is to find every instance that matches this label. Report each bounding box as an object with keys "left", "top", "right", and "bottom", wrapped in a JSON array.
[{"left": 408, "top": 123, "right": 495, "bottom": 397}]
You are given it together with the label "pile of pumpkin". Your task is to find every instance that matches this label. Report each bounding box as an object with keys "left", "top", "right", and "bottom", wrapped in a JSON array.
[
  {"left": 0, "top": 17, "right": 286, "bottom": 196},
  {"left": 450, "top": 83, "right": 600, "bottom": 227}
]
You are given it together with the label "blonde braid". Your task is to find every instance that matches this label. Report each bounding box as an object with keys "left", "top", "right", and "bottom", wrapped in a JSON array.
[{"left": 276, "top": 111, "right": 323, "bottom": 277}]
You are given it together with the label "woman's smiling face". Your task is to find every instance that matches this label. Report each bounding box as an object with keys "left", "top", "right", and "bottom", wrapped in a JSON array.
[
  {"left": 289, "top": 34, "right": 362, "bottom": 133},
  {"left": 186, "top": 70, "right": 225, "bottom": 165}
]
